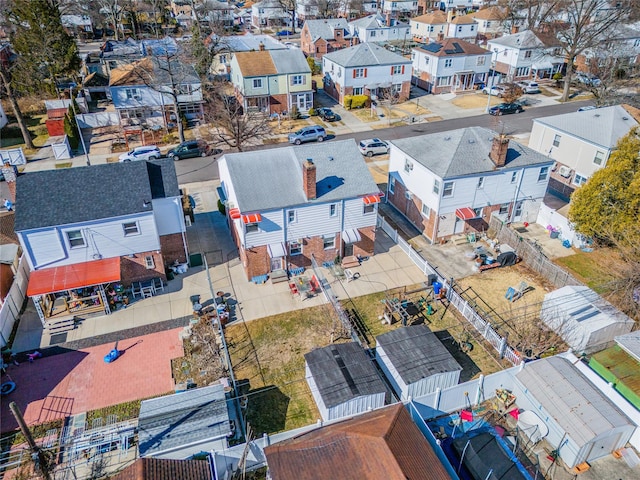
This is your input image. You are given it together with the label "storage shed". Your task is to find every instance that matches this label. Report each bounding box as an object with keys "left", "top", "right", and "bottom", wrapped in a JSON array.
[
  {"left": 305, "top": 342, "right": 388, "bottom": 421},
  {"left": 514, "top": 356, "right": 635, "bottom": 468},
  {"left": 540, "top": 286, "right": 634, "bottom": 354},
  {"left": 375, "top": 325, "right": 462, "bottom": 401}
]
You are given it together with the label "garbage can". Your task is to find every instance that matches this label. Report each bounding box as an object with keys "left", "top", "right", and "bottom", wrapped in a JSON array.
[
  {"left": 427, "top": 274, "right": 438, "bottom": 286},
  {"left": 433, "top": 282, "right": 442, "bottom": 295}
]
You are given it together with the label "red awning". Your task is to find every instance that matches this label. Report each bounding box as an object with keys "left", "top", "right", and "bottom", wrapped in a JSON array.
[
  {"left": 229, "top": 208, "right": 241, "bottom": 219},
  {"left": 363, "top": 194, "right": 381, "bottom": 205},
  {"left": 27, "top": 257, "right": 121, "bottom": 296},
  {"left": 242, "top": 213, "right": 262, "bottom": 224},
  {"left": 455, "top": 207, "right": 477, "bottom": 221}
]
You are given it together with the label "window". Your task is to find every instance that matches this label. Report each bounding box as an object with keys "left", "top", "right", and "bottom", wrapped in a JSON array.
[
  {"left": 245, "top": 222, "right": 259, "bottom": 233},
  {"left": 353, "top": 87, "right": 363, "bottom": 95},
  {"left": 392, "top": 83, "right": 402, "bottom": 93},
  {"left": 253, "top": 78, "right": 263, "bottom": 88},
  {"left": 370, "top": 30, "right": 376, "bottom": 37},
  {"left": 473, "top": 208, "right": 482, "bottom": 217},
  {"left": 145, "top": 255, "right": 155, "bottom": 269},
  {"left": 515, "top": 66, "right": 530, "bottom": 77},
  {"left": 66, "top": 230, "right": 85, "bottom": 248},
  {"left": 524, "top": 50, "right": 532, "bottom": 58},
  {"left": 424, "top": 56, "right": 430, "bottom": 65},
  {"left": 477, "top": 56, "right": 486, "bottom": 66},
  {"left": 389, "top": 177, "right": 395, "bottom": 194},
  {"left": 323, "top": 235, "right": 335, "bottom": 249},
  {"left": 421, "top": 203, "right": 430, "bottom": 217},
  {"left": 288, "top": 210, "right": 296, "bottom": 223},
  {"left": 538, "top": 166, "right": 549, "bottom": 182},
  {"left": 364, "top": 203, "right": 375, "bottom": 214},
  {"left": 470, "top": 25, "right": 475, "bottom": 31},
  {"left": 499, "top": 204, "right": 509, "bottom": 215},
  {"left": 354, "top": 68, "right": 365, "bottom": 78},
  {"left": 443, "top": 181, "right": 454, "bottom": 197},
  {"left": 125, "top": 88, "right": 139, "bottom": 99},
  {"left": 123, "top": 221, "right": 139, "bottom": 236},
  {"left": 291, "top": 75, "right": 304, "bottom": 85},
  {"left": 392, "top": 65, "right": 402, "bottom": 75},
  {"left": 477, "top": 177, "right": 484, "bottom": 189},
  {"left": 553, "top": 134, "right": 561, "bottom": 147},
  {"left": 404, "top": 159, "right": 413, "bottom": 173},
  {"left": 573, "top": 174, "right": 587, "bottom": 186},
  {"left": 511, "top": 171, "right": 518, "bottom": 183},
  {"left": 433, "top": 179, "right": 440, "bottom": 195},
  {"left": 457, "top": 26, "right": 462, "bottom": 32},
  {"left": 429, "top": 25, "right": 434, "bottom": 32},
  {"left": 176, "top": 84, "right": 193, "bottom": 95},
  {"left": 219, "top": 54, "right": 227, "bottom": 64},
  {"left": 289, "top": 240, "right": 302, "bottom": 255},
  {"left": 330, "top": 204, "right": 337, "bottom": 217},
  {"left": 437, "top": 76, "right": 452, "bottom": 86},
  {"left": 444, "top": 59, "right": 452, "bottom": 68},
  {"left": 593, "top": 151, "right": 604, "bottom": 166}
]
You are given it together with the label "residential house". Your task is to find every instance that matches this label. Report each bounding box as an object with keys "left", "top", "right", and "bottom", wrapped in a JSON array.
[
  {"left": 208, "top": 33, "right": 287, "bottom": 77},
  {"left": 61, "top": 14, "right": 93, "bottom": 39},
  {"left": 410, "top": 10, "right": 448, "bottom": 42},
  {"left": 487, "top": 30, "right": 564, "bottom": 81},
  {"left": 251, "top": 0, "right": 290, "bottom": 30},
  {"left": 217, "top": 140, "right": 380, "bottom": 281},
  {"left": 112, "top": 458, "right": 213, "bottom": 480},
  {"left": 348, "top": 14, "right": 412, "bottom": 44},
  {"left": 470, "top": 5, "right": 507, "bottom": 39},
  {"left": 380, "top": 0, "right": 419, "bottom": 23},
  {"left": 412, "top": 38, "right": 492, "bottom": 93},
  {"left": 446, "top": 11, "right": 478, "bottom": 40},
  {"left": 323, "top": 43, "right": 412, "bottom": 106},
  {"left": 197, "top": 0, "right": 235, "bottom": 29},
  {"left": 428, "top": 0, "right": 474, "bottom": 11},
  {"left": 171, "top": 1, "right": 195, "bottom": 28},
  {"left": 336, "top": 0, "right": 378, "bottom": 20},
  {"left": 300, "top": 19, "right": 356, "bottom": 60},
  {"left": 100, "top": 37, "right": 179, "bottom": 76},
  {"left": 575, "top": 23, "right": 640, "bottom": 77},
  {"left": 386, "top": 127, "right": 554, "bottom": 242},
  {"left": 229, "top": 48, "right": 313, "bottom": 114},
  {"left": 264, "top": 403, "right": 452, "bottom": 480},
  {"left": 529, "top": 105, "right": 639, "bottom": 245},
  {"left": 296, "top": 0, "right": 319, "bottom": 26},
  {"left": 14, "top": 160, "right": 187, "bottom": 326},
  {"left": 109, "top": 57, "right": 203, "bottom": 128}
]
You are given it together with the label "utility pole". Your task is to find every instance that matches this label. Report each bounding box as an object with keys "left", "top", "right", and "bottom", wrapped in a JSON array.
[
  {"left": 69, "top": 87, "right": 91, "bottom": 166},
  {"left": 9, "top": 402, "right": 53, "bottom": 480}
]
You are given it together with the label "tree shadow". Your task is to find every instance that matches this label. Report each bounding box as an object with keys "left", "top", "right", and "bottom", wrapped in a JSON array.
[
  {"left": 238, "top": 382, "right": 289, "bottom": 436},
  {"left": 434, "top": 330, "right": 481, "bottom": 382}
]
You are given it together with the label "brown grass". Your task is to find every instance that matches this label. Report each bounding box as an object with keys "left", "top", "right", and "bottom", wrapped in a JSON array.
[{"left": 452, "top": 93, "right": 498, "bottom": 109}]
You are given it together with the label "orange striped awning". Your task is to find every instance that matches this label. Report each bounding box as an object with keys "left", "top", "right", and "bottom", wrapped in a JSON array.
[
  {"left": 229, "top": 208, "right": 241, "bottom": 219},
  {"left": 363, "top": 194, "right": 381, "bottom": 205},
  {"left": 455, "top": 207, "right": 476, "bottom": 221},
  {"left": 242, "top": 213, "right": 262, "bottom": 224},
  {"left": 27, "top": 257, "right": 121, "bottom": 296}
]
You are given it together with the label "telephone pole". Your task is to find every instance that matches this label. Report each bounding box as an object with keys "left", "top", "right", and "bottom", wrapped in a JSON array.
[{"left": 9, "top": 402, "right": 54, "bottom": 480}]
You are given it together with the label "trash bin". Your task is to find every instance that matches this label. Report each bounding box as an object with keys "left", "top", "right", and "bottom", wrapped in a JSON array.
[
  {"left": 433, "top": 282, "right": 442, "bottom": 295},
  {"left": 427, "top": 274, "right": 438, "bottom": 286}
]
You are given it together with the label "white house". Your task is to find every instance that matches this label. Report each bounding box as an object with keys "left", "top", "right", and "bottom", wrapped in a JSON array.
[
  {"left": 430, "top": 0, "right": 474, "bottom": 11},
  {"left": 487, "top": 30, "right": 564, "bottom": 81},
  {"left": 15, "top": 160, "right": 187, "bottom": 326},
  {"left": 386, "top": 127, "right": 554, "bottom": 242},
  {"left": 380, "top": 0, "right": 419, "bottom": 21},
  {"left": 305, "top": 342, "right": 388, "bottom": 421},
  {"left": 348, "top": 14, "right": 412, "bottom": 44},
  {"left": 412, "top": 38, "right": 492, "bottom": 93},
  {"left": 470, "top": 5, "right": 507, "bottom": 38},
  {"left": 295, "top": 0, "right": 319, "bottom": 25},
  {"left": 208, "top": 33, "right": 287, "bottom": 76},
  {"left": 336, "top": 0, "right": 378, "bottom": 19},
  {"left": 446, "top": 12, "right": 478, "bottom": 40},
  {"left": 322, "top": 42, "right": 412, "bottom": 106},
  {"left": 251, "top": 0, "right": 289, "bottom": 30},
  {"left": 375, "top": 325, "right": 462, "bottom": 401},
  {"left": 410, "top": 11, "right": 448, "bottom": 42},
  {"left": 217, "top": 140, "right": 380, "bottom": 281}
]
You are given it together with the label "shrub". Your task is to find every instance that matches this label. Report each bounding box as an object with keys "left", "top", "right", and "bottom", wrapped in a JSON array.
[
  {"left": 162, "top": 133, "right": 178, "bottom": 144},
  {"left": 33, "top": 125, "right": 49, "bottom": 137},
  {"left": 343, "top": 96, "right": 353, "bottom": 109},
  {"left": 552, "top": 72, "right": 563, "bottom": 81},
  {"left": 290, "top": 105, "right": 300, "bottom": 119},
  {"left": 308, "top": 107, "right": 316, "bottom": 116},
  {"left": 63, "top": 114, "right": 79, "bottom": 149},
  {"left": 350, "top": 95, "right": 369, "bottom": 109},
  {"left": 217, "top": 199, "right": 226, "bottom": 216}
]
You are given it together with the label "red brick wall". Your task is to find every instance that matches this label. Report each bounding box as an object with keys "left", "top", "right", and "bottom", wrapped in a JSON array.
[
  {"left": 397, "top": 81, "right": 411, "bottom": 102},
  {"left": 120, "top": 251, "right": 166, "bottom": 286},
  {"left": 243, "top": 245, "right": 270, "bottom": 280},
  {"left": 269, "top": 94, "right": 290, "bottom": 114},
  {"left": 159, "top": 233, "right": 187, "bottom": 265}
]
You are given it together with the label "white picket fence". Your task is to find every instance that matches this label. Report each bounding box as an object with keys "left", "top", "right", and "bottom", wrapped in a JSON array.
[
  {"left": 0, "top": 254, "right": 29, "bottom": 347},
  {"left": 76, "top": 112, "right": 120, "bottom": 128},
  {"left": 377, "top": 215, "right": 521, "bottom": 366}
]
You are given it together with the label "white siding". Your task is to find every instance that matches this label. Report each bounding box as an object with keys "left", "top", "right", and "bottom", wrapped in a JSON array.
[
  {"left": 153, "top": 197, "right": 186, "bottom": 235},
  {"left": 406, "top": 370, "right": 461, "bottom": 399},
  {"left": 306, "top": 363, "right": 329, "bottom": 421},
  {"left": 20, "top": 229, "right": 65, "bottom": 269},
  {"left": 343, "top": 198, "right": 377, "bottom": 231},
  {"left": 245, "top": 209, "right": 284, "bottom": 247},
  {"left": 286, "top": 203, "right": 342, "bottom": 241},
  {"left": 388, "top": 146, "right": 442, "bottom": 213},
  {"left": 375, "top": 345, "right": 409, "bottom": 400}
]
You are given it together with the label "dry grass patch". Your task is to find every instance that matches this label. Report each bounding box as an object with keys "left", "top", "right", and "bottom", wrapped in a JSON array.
[
  {"left": 452, "top": 94, "right": 497, "bottom": 109},
  {"left": 393, "top": 101, "right": 431, "bottom": 116},
  {"left": 350, "top": 108, "right": 381, "bottom": 123}
]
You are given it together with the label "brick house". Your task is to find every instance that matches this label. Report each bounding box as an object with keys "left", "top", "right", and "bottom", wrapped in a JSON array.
[
  {"left": 322, "top": 43, "right": 412, "bottom": 106},
  {"left": 300, "top": 18, "right": 356, "bottom": 60},
  {"left": 218, "top": 140, "right": 381, "bottom": 281}
]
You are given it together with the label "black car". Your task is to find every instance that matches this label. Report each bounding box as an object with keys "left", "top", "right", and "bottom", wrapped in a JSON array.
[
  {"left": 167, "top": 140, "right": 210, "bottom": 160},
  {"left": 489, "top": 103, "right": 524, "bottom": 116},
  {"left": 317, "top": 108, "right": 338, "bottom": 122}
]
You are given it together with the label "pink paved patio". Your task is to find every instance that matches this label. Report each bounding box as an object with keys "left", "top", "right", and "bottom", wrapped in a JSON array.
[{"left": 1, "top": 328, "right": 184, "bottom": 432}]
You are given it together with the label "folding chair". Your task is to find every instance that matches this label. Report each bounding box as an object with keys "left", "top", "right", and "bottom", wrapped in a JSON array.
[
  {"left": 153, "top": 277, "right": 165, "bottom": 293},
  {"left": 130, "top": 282, "right": 141, "bottom": 299}
]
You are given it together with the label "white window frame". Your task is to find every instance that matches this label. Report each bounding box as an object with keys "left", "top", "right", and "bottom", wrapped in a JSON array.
[
  {"left": 245, "top": 222, "right": 259, "bottom": 233},
  {"left": 354, "top": 67, "right": 365, "bottom": 78},
  {"left": 392, "top": 65, "right": 402, "bottom": 75},
  {"left": 323, "top": 235, "right": 335, "bottom": 250},
  {"left": 122, "top": 221, "right": 140, "bottom": 236},
  {"left": 66, "top": 230, "right": 86, "bottom": 249},
  {"left": 353, "top": 86, "right": 363, "bottom": 95},
  {"left": 499, "top": 203, "right": 509, "bottom": 215},
  {"left": 433, "top": 179, "right": 440, "bottom": 195},
  {"left": 289, "top": 239, "right": 302, "bottom": 255},
  {"left": 593, "top": 151, "right": 604, "bottom": 166},
  {"left": 145, "top": 255, "right": 155, "bottom": 269},
  {"left": 443, "top": 181, "right": 454, "bottom": 197},
  {"left": 389, "top": 177, "right": 396, "bottom": 194},
  {"left": 404, "top": 159, "right": 413, "bottom": 173},
  {"left": 477, "top": 56, "right": 486, "bottom": 66},
  {"left": 437, "top": 76, "right": 452, "bottom": 86},
  {"left": 511, "top": 171, "right": 518, "bottom": 183},
  {"left": 553, "top": 134, "right": 561, "bottom": 147},
  {"left": 477, "top": 177, "right": 484, "bottom": 189},
  {"left": 421, "top": 203, "right": 430, "bottom": 217},
  {"left": 363, "top": 203, "right": 375, "bottom": 214},
  {"left": 253, "top": 78, "right": 263, "bottom": 88},
  {"left": 291, "top": 75, "right": 304, "bottom": 85},
  {"left": 573, "top": 173, "right": 587, "bottom": 186},
  {"left": 538, "top": 166, "right": 549, "bottom": 182},
  {"left": 444, "top": 59, "right": 453, "bottom": 68},
  {"left": 288, "top": 210, "right": 296, "bottom": 223},
  {"left": 125, "top": 88, "right": 139, "bottom": 99},
  {"left": 330, "top": 204, "right": 337, "bottom": 217}
]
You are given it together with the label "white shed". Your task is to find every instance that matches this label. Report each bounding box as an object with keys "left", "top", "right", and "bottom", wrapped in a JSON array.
[
  {"left": 305, "top": 342, "right": 388, "bottom": 421},
  {"left": 541, "top": 286, "right": 634, "bottom": 354},
  {"left": 375, "top": 325, "right": 461, "bottom": 401},
  {"left": 514, "top": 356, "right": 635, "bottom": 468}
]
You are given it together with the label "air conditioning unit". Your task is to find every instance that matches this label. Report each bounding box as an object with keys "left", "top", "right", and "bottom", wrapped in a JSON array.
[{"left": 558, "top": 166, "right": 572, "bottom": 178}]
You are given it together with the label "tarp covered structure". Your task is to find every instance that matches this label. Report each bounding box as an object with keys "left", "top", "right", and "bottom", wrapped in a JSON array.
[{"left": 451, "top": 432, "right": 529, "bottom": 480}]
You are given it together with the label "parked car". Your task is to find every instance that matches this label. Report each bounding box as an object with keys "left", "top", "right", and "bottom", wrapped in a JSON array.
[
  {"left": 167, "top": 140, "right": 210, "bottom": 160},
  {"left": 575, "top": 73, "right": 602, "bottom": 87},
  {"left": 482, "top": 85, "right": 507, "bottom": 97},
  {"left": 358, "top": 138, "right": 389, "bottom": 157},
  {"left": 316, "top": 108, "right": 338, "bottom": 122},
  {"left": 118, "top": 145, "right": 162, "bottom": 162},
  {"left": 288, "top": 126, "right": 327, "bottom": 145},
  {"left": 488, "top": 103, "right": 524, "bottom": 116},
  {"left": 276, "top": 30, "right": 293, "bottom": 36},
  {"left": 577, "top": 105, "right": 597, "bottom": 112},
  {"left": 518, "top": 81, "right": 541, "bottom": 94}
]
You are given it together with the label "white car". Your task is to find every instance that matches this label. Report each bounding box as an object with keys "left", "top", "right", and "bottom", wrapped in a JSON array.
[
  {"left": 359, "top": 138, "right": 389, "bottom": 157},
  {"left": 518, "top": 81, "right": 541, "bottom": 94},
  {"left": 119, "top": 145, "right": 162, "bottom": 162},
  {"left": 482, "top": 85, "right": 507, "bottom": 97}
]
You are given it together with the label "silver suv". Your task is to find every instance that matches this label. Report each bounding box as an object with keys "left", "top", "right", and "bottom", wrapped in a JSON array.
[
  {"left": 359, "top": 138, "right": 389, "bottom": 157},
  {"left": 288, "top": 126, "right": 326, "bottom": 145}
]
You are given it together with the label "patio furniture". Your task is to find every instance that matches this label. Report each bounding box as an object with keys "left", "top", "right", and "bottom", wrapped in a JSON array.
[
  {"left": 130, "top": 283, "right": 142, "bottom": 299},
  {"left": 289, "top": 266, "right": 305, "bottom": 276},
  {"left": 294, "top": 276, "right": 314, "bottom": 299},
  {"left": 153, "top": 278, "right": 165, "bottom": 293},
  {"left": 289, "top": 283, "right": 299, "bottom": 296}
]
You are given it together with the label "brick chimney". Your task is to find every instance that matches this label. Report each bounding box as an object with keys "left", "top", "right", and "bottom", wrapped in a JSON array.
[
  {"left": 437, "top": 32, "right": 445, "bottom": 42},
  {"left": 447, "top": 9, "right": 454, "bottom": 24},
  {"left": 511, "top": 25, "right": 520, "bottom": 34},
  {"left": 302, "top": 158, "right": 317, "bottom": 200},
  {"left": 385, "top": 12, "right": 392, "bottom": 27},
  {"left": 489, "top": 135, "right": 509, "bottom": 168},
  {"left": 259, "top": 41, "right": 265, "bottom": 51}
]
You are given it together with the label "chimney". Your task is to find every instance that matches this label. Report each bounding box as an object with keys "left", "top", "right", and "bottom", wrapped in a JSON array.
[
  {"left": 302, "top": 158, "right": 317, "bottom": 200},
  {"left": 447, "top": 9, "right": 454, "bottom": 24},
  {"left": 386, "top": 12, "right": 391, "bottom": 27},
  {"left": 489, "top": 135, "right": 509, "bottom": 168},
  {"left": 511, "top": 25, "right": 519, "bottom": 34},
  {"left": 437, "top": 32, "right": 445, "bottom": 42},
  {"left": 259, "top": 41, "right": 265, "bottom": 51}
]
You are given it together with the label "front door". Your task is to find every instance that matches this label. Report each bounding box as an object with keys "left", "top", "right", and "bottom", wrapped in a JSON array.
[
  {"left": 513, "top": 201, "right": 523, "bottom": 221},
  {"left": 344, "top": 243, "right": 354, "bottom": 257},
  {"left": 454, "top": 218, "right": 465, "bottom": 234},
  {"left": 296, "top": 94, "right": 308, "bottom": 110},
  {"left": 270, "top": 256, "right": 284, "bottom": 271}
]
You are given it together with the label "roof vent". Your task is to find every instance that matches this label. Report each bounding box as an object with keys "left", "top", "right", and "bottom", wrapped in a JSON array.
[
  {"left": 444, "top": 136, "right": 451, "bottom": 141},
  {"left": 468, "top": 139, "right": 475, "bottom": 144},
  {"left": 594, "top": 114, "right": 600, "bottom": 117},
  {"left": 622, "top": 116, "right": 629, "bottom": 120},
  {"left": 328, "top": 156, "right": 334, "bottom": 161}
]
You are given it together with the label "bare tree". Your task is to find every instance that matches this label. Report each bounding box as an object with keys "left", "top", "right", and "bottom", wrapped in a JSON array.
[
  {"left": 97, "top": 0, "right": 124, "bottom": 40},
  {"left": 312, "top": 0, "right": 342, "bottom": 18},
  {"left": 0, "top": 50, "right": 34, "bottom": 149},
  {"left": 497, "top": 0, "right": 562, "bottom": 32},
  {"left": 203, "top": 90, "right": 272, "bottom": 152},
  {"left": 276, "top": 0, "right": 297, "bottom": 33},
  {"left": 143, "top": 0, "right": 170, "bottom": 39}
]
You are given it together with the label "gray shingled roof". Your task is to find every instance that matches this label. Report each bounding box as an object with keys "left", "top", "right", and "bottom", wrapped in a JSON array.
[
  {"left": 390, "top": 127, "right": 553, "bottom": 179},
  {"left": 14, "top": 159, "right": 179, "bottom": 231},
  {"left": 533, "top": 105, "right": 638, "bottom": 149},
  {"left": 323, "top": 42, "right": 410, "bottom": 67},
  {"left": 222, "top": 139, "right": 379, "bottom": 212},
  {"left": 376, "top": 325, "right": 461, "bottom": 385},
  {"left": 489, "top": 30, "right": 548, "bottom": 49},
  {"left": 615, "top": 332, "right": 640, "bottom": 363},
  {"left": 305, "top": 342, "right": 388, "bottom": 408},
  {"left": 138, "top": 384, "right": 231, "bottom": 457},
  {"left": 305, "top": 18, "right": 351, "bottom": 41},
  {"left": 216, "top": 33, "right": 287, "bottom": 52},
  {"left": 349, "top": 14, "right": 409, "bottom": 31},
  {"left": 270, "top": 49, "right": 311, "bottom": 74}
]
